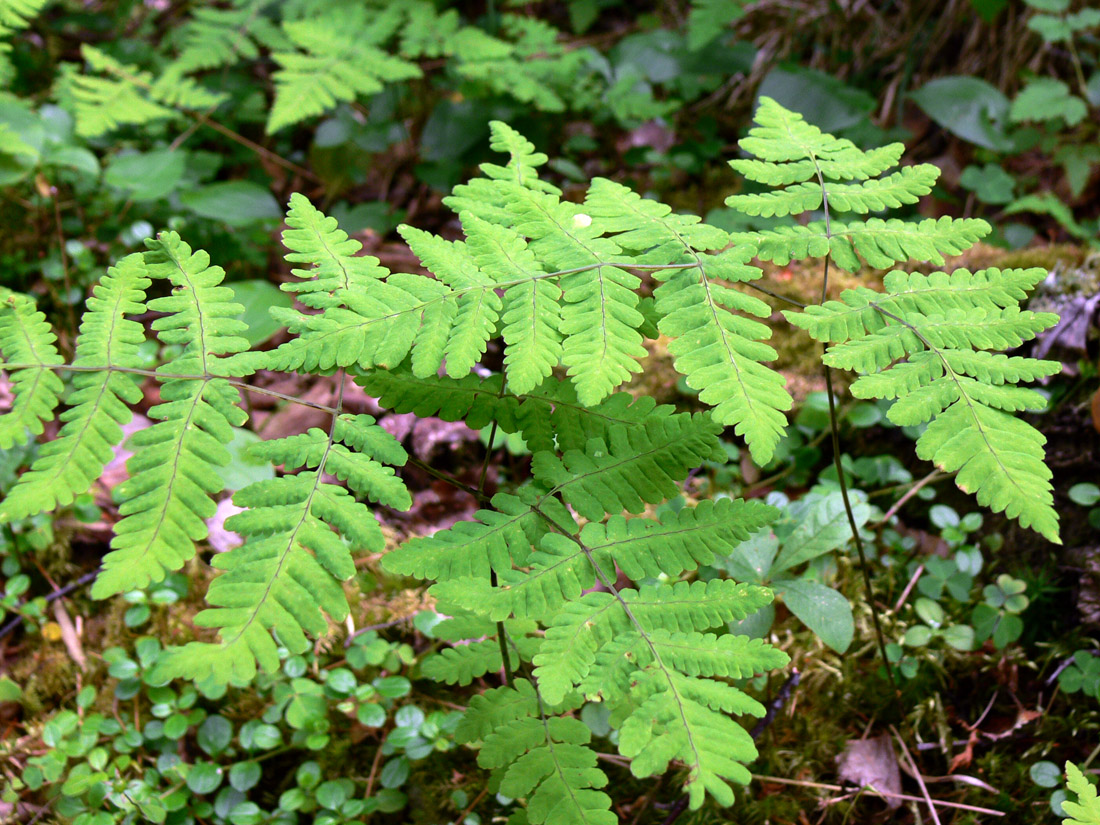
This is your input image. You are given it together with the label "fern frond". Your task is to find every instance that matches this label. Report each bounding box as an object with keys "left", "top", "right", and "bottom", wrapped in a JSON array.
[
  {"left": 654, "top": 248, "right": 791, "bottom": 464},
  {"left": 533, "top": 580, "right": 774, "bottom": 705},
  {"left": 734, "top": 217, "right": 990, "bottom": 272},
  {"left": 267, "top": 16, "right": 420, "bottom": 133},
  {"left": 64, "top": 45, "right": 225, "bottom": 138},
  {"left": 399, "top": 224, "right": 502, "bottom": 379},
  {"left": 92, "top": 233, "right": 250, "bottom": 598},
  {"left": 169, "top": 1, "right": 280, "bottom": 75},
  {"left": 433, "top": 499, "right": 777, "bottom": 622},
  {"left": 726, "top": 165, "right": 938, "bottom": 218},
  {"left": 617, "top": 668, "right": 759, "bottom": 807},
  {"left": 784, "top": 267, "right": 1061, "bottom": 542},
  {"left": 727, "top": 98, "right": 989, "bottom": 272},
  {"left": 463, "top": 214, "right": 562, "bottom": 394},
  {"left": 281, "top": 192, "right": 388, "bottom": 308},
  {"left": 444, "top": 121, "right": 561, "bottom": 225},
  {"left": 0, "top": 0, "right": 46, "bottom": 37},
  {"left": 0, "top": 291, "right": 64, "bottom": 451},
  {"left": 155, "top": 412, "right": 408, "bottom": 684},
  {"left": 508, "top": 187, "right": 647, "bottom": 405},
  {"left": 1, "top": 256, "right": 148, "bottom": 520},
  {"left": 382, "top": 492, "right": 548, "bottom": 580},
  {"left": 1063, "top": 762, "right": 1100, "bottom": 825},
  {"left": 531, "top": 413, "right": 723, "bottom": 522}
]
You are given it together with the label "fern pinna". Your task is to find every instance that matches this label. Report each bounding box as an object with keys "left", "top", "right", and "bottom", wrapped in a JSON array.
[{"left": 0, "top": 100, "right": 1061, "bottom": 818}]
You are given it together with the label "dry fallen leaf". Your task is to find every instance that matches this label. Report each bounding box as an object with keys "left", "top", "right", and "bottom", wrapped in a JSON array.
[{"left": 836, "top": 734, "right": 902, "bottom": 809}]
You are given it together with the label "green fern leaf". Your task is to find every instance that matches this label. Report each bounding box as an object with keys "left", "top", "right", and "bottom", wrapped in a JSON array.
[
  {"left": 1063, "top": 762, "right": 1100, "bottom": 825},
  {"left": 727, "top": 98, "right": 989, "bottom": 272},
  {"left": 154, "top": 413, "right": 408, "bottom": 684},
  {"left": 726, "top": 165, "right": 938, "bottom": 218},
  {"left": 281, "top": 192, "right": 388, "bottom": 309},
  {"left": 64, "top": 45, "right": 225, "bottom": 138},
  {"left": 463, "top": 214, "right": 562, "bottom": 394},
  {"left": 1, "top": 255, "right": 147, "bottom": 520},
  {"left": 784, "top": 267, "right": 1061, "bottom": 542},
  {"left": 169, "top": 1, "right": 282, "bottom": 75},
  {"left": 508, "top": 186, "right": 647, "bottom": 405},
  {"left": 533, "top": 580, "right": 775, "bottom": 705},
  {"left": 618, "top": 669, "right": 758, "bottom": 807},
  {"left": 267, "top": 16, "right": 420, "bottom": 133},
  {"left": 735, "top": 217, "right": 990, "bottom": 272},
  {"left": 0, "top": 291, "right": 64, "bottom": 451},
  {"left": 433, "top": 499, "right": 777, "bottom": 622},
  {"left": 423, "top": 640, "right": 510, "bottom": 686},
  {"left": 382, "top": 492, "right": 547, "bottom": 580},
  {"left": 531, "top": 413, "right": 723, "bottom": 522},
  {"left": 444, "top": 121, "right": 561, "bottom": 226},
  {"left": 92, "top": 233, "right": 250, "bottom": 598},
  {"left": 461, "top": 682, "right": 615, "bottom": 825}
]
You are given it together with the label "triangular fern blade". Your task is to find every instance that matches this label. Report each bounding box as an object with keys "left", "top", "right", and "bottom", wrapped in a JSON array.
[
  {"left": 0, "top": 291, "right": 65, "bottom": 452},
  {"left": 267, "top": 20, "right": 420, "bottom": 133},
  {"left": 1, "top": 256, "right": 148, "bottom": 519},
  {"left": 917, "top": 400, "right": 1059, "bottom": 542},
  {"left": 655, "top": 265, "right": 792, "bottom": 464},
  {"left": 737, "top": 96, "right": 855, "bottom": 164}
]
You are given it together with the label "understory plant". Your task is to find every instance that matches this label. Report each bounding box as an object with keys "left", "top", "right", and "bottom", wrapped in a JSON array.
[{"left": 0, "top": 99, "right": 1063, "bottom": 820}]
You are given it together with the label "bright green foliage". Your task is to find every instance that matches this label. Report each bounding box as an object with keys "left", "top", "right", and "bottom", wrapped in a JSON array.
[
  {"left": 0, "top": 256, "right": 147, "bottom": 521},
  {"left": 727, "top": 97, "right": 990, "bottom": 273},
  {"left": 154, "top": 414, "right": 409, "bottom": 684},
  {"left": 722, "top": 96, "right": 1061, "bottom": 543},
  {"left": 266, "top": 9, "right": 421, "bottom": 134},
  {"left": 1063, "top": 762, "right": 1100, "bottom": 824},
  {"left": 93, "top": 233, "right": 251, "bottom": 598},
  {"left": 168, "top": 0, "right": 286, "bottom": 75},
  {"left": 62, "top": 45, "right": 226, "bottom": 138},
  {"left": 1010, "top": 78, "right": 1088, "bottom": 125},
  {"left": 785, "top": 268, "right": 1061, "bottom": 541},
  {"left": 458, "top": 681, "right": 616, "bottom": 825},
  {"left": 0, "top": 291, "right": 64, "bottom": 450},
  {"left": 0, "top": 0, "right": 47, "bottom": 81},
  {"left": 0, "top": 105, "right": 1063, "bottom": 820}
]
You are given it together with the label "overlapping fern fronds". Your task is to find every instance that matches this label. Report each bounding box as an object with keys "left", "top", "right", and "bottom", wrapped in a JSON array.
[{"left": 0, "top": 100, "right": 1064, "bottom": 820}]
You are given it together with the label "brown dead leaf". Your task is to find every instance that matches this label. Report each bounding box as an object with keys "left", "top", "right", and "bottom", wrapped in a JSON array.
[{"left": 836, "top": 734, "right": 902, "bottom": 809}]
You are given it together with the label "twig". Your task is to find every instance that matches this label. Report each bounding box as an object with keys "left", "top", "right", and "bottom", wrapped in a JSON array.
[
  {"left": 450, "top": 785, "right": 490, "bottom": 825},
  {"left": 892, "top": 726, "right": 942, "bottom": 825},
  {"left": 893, "top": 563, "right": 923, "bottom": 613},
  {"left": 0, "top": 571, "right": 98, "bottom": 642},
  {"left": 343, "top": 616, "right": 414, "bottom": 647},
  {"left": 751, "top": 669, "right": 801, "bottom": 740},
  {"left": 877, "top": 469, "right": 942, "bottom": 525},
  {"left": 752, "top": 775, "right": 1004, "bottom": 816}
]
